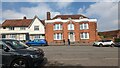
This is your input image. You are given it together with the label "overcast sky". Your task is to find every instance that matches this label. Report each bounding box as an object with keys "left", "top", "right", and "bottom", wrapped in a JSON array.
[{"left": 0, "top": 0, "right": 119, "bottom": 32}]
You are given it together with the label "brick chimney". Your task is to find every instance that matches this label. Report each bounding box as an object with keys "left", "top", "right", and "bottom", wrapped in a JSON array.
[
  {"left": 23, "top": 16, "right": 27, "bottom": 19},
  {"left": 47, "top": 12, "right": 51, "bottom": 20}
]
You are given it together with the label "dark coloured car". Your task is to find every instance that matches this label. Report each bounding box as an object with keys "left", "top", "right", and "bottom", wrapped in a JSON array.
[
  {"left": 0, "top": 39, "right": 44, "bottom": 68},
  {"left": 26, "top": 39, "right": 48, "bottom": 46},
  {"left": 114, "top": 42, "right": 120, "bottom": 47}
]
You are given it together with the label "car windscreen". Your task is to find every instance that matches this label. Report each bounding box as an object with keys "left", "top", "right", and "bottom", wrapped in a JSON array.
[{"left": 2, "top": 40, "right": 28, "bottom": 49}]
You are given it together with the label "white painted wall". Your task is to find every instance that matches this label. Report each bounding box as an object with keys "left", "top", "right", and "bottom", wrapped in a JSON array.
[
  {"left": 45, "top": 18, "right": 97, "bottom": 23},
  {"left": 0, "top": 17, "right": 45, "bottom": 40},
  {"left": 29, "top": 18, "right": 45, "bottom": 34}
]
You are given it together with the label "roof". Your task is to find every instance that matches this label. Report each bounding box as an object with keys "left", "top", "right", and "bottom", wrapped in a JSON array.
[
  {"left": 2, "top": 19, "right": 33, "bottom": 27},
  {"left": 2, "top": 16, "right": 45, "bottom": 27},
  {"left": 98, "top": 29, "right": 120, "bottom": 37},
  {"left": 52, "top": 14, "right": 88, "bottom": 20}
]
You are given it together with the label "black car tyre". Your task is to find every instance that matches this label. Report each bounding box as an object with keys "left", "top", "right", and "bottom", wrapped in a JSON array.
[
  {"left": 110, "top": 44, "right": 114, "bottom": 47},
  {"left": 10, "top": 58, "right": 29, "bottom": 68},
  {"left": 99, "top": 44, "right": 103, "bottom": 47}
]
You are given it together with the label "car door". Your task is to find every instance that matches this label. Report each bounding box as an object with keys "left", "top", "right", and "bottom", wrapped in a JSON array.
[{"left": 0, "top": 41, "right": 13, "bottom": 67}]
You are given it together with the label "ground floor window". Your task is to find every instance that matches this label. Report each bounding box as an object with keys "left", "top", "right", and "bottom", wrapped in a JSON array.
[
  {"left": 80, "top": 32, "right": 89, "bottom": 39},
  {"left": 54, "top": 33, "right": 63, "bottom": 40},
  {"left": 34, "top": 35, "right": 40, "bottom": 39},
  {"left": 31, "top": 34, "right": 45, "bottom": 40},
  {"left": 10, "top": 34, "right": 16, "bottom": 39}
]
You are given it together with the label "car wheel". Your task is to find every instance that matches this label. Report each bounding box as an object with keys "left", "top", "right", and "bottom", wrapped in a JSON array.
[
  {"left": 10, "top": 58, "right": 29, "bottom": 68},
  {"left": 110, "top": 44, "right": 114, "bottom": 47},
  {"left": 99, "top": 44, "right": 103, "bottom": 47}
]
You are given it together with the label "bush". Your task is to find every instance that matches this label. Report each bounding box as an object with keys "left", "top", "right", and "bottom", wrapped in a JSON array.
[{"left": 114, "top": 38, "right": 120, "bottom": 42}]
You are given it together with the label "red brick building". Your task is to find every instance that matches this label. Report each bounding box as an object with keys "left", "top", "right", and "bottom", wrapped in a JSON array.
[
  {"left": 99, "top": 30, "right": 120, "bottom": 40},
  {"left": 45, "top": 12, "right": 99, "bottom": 45}
]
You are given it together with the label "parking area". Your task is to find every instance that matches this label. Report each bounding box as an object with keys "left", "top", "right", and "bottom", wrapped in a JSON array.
[{"left": 33, "top": 46, "right": 119, "bottom": 66}]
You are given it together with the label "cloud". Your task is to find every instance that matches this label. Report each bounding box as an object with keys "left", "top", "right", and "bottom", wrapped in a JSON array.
[
  {"left": 55, "top": 0, "right": 74, "bottom": 9},
  {"left": 50, "top": 12, "right": 61, "bottom": 19},
  {"left": 2, "top": 10, "right": 26, "bottom": 19},
  {"left": 2, "top": 3, "right": 61, "bottom": 21},
  {"left": 77, "top": 6, "right": 86, "bottom": 15},
  {"left": 77, "top": 2, "right": 118, "bottom": 31},
  {"left": 1, "top": 0, "right": 119, "bottom": 2},
  {"left": 20, "top": 3, "right": 51, "bottom": 19}
]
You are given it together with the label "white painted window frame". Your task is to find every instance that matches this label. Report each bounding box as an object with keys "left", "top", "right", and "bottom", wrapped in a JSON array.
[
  {"left": 54, "top": 24, "right": 62, "bottom": 30},
  {"left": 80, "top": 32, "right": 89, "bottom": 39},
  {"left": 54, "top": 33, "right": 63, "bottom": 40},
  {"left": 80, "top": 23, "right": 89, "bottom": 30},
  {"left": 68, "top": 24, "right": 74, "bottom": 30}
]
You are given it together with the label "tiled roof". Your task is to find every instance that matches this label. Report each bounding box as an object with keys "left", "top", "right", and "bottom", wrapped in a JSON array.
[
  {"left": 2, "top": 19, "right": 33, "bottom": 27},
  {"left": 2, "top": 16, "right": 45, "bottom": 27},
  {"left": 98, "top": 30, "right": 120, "bottom": 37},
  {"left": 52, "top": 14, "right": 88, "bottom": 19}
]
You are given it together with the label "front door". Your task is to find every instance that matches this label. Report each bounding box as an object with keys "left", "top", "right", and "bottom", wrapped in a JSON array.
[{"left": 68, "top": 32, "right": 75, "bottom": 42}]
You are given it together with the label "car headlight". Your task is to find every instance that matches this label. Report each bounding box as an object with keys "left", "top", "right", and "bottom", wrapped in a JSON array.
[{"left": 30, "top": 55, "right": 39, "bottom": 58}]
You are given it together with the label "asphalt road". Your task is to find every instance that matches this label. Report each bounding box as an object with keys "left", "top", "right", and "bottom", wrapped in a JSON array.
[{"left": 35, "top": 46, "right": 119, "bottom": 67}]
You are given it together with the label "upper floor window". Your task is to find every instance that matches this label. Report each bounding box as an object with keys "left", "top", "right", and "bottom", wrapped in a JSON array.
[
  {"left": 80, "top": 23, "right": 89, "bottom": 30},
  {"left": 68, "top": 24, "right": 74, "bottom": 30},
  {"left": 54, "top": 33, "right": 63, "bottom": 40},
  {"left": 9, "top": 27, "right": 14, "bottom": 30},
  {"left": 20, "top": 27, "right": 26, "bottom": 30},
  {"left": 80, "top": 32, "right": 89, "bottom": 39},
  {"left": 54, "top": 24, "right": 62, "bottom": 30},
  {"left": 34, "top": 26, "right": 39, "bottom": 31}
]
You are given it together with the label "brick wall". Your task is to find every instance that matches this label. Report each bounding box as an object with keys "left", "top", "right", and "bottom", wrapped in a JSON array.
[{"left": 45, "top": 21, "right": 99, "bottom": 45}]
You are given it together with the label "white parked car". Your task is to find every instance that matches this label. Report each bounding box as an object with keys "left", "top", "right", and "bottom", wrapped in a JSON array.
[{"left": 93, "top": 40, "right": 115, "bottom": 47}]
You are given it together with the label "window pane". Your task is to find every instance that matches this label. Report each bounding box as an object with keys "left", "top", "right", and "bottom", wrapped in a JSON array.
[
  {"left": 34, "top": 35, "right": 40, "bottom": 39},
  {"left": 85, "top": 33, "right": 87, "bottom": 38},
  {"left": 68, "top": 24, "right": 74, "bottom": 30},
  {"left": 9, "top": 27, "right": 14, "bottom": 30},
  {"left": 80, "top": 33, "right": 89, "bottom": 39},
  {"left": 54, "top": 24, "right": 62, "bottom": 30},
  {"left": 34, "top": 26, "right": 39, "bottom": 30},
  {"left": 54, "top": 33, "right": 62, "bottom": 40},
  {"left": 84, "top": 24, "right": 87, "bottom": 29},
  {"left": 20, "top": 27, "right": 26, "bottom": 30}
]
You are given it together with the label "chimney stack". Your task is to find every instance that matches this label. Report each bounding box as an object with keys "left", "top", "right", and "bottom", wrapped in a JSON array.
[
  {"left": 23, "top": 16, "right": 27, "bottom": 19},
  {"left": 47, "top": 12, "right": 51, "bottom": 20}
]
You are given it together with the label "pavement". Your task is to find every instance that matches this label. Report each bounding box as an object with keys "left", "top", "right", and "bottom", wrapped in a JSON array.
[{"left": 33, "top": 46, "right": 119, "bottom": 67}]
